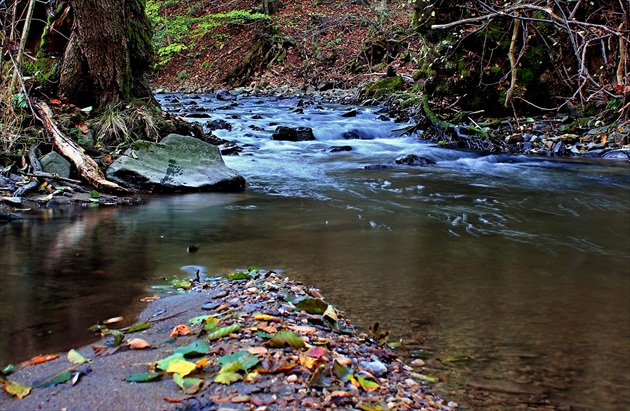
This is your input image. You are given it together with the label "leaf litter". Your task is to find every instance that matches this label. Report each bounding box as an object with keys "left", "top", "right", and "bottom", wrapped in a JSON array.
[{"left": 0, "top": 268, "right": 456, "bottom": 410}]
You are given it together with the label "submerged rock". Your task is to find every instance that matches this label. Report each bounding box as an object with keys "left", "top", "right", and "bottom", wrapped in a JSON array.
[
  {"left": 106, "top": 134, "right": 245, "bottom": 192},
  {"left": 271, "top": 126, "right": 315, "bottom": 141},
  {"left": 395, "top": 154, "right": 436, "bottom": 166}
]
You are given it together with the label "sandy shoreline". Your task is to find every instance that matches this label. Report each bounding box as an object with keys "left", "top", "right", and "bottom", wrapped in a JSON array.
[{"left": 0, "top": 270, "right": 457, "bottom": 411}]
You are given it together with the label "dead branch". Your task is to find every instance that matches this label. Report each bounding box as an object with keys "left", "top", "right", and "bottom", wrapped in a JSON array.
[
  {"left": 504, "top": 15, "right": 520, "bottom": 107},
  {"left": 33, "top": 101, "right": 131, "bottom": 194}
]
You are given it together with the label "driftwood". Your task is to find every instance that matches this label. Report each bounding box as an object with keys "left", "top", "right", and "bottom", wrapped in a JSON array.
[{"left": 33, "top": 102, "right": 130, "bottom": 194}]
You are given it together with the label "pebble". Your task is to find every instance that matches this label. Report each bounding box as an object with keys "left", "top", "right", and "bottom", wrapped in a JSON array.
[
  {"left": 360, "top": 359, "right": 388, "bottom": 376},
  {"left": 201, "top": 301, "right": 220, "bottom": 310}
]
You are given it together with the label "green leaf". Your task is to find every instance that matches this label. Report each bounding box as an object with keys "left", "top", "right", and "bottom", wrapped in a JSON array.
[
  {"left": 295, "top": 298, "right": 328, "bottom": 314},
  {"left": 155, "top": 354, "right": 197, "bottom": 377},
  {"left": 33, "top": 370, "right": 73, "bottom": 388},
  {"left": 124, "top": 372, "right": 161, "bottom": 383},
  {"left": 67, "top": 349, "right": 90, "bottom": 364},
  {"left": 110, "top": 329, "right": 125, "bottom": 346},
  {"left": 126, "top": 322, "right": 150, "bottom": 333},
  {"left": 227, "top": 271, "right": 252, "bottom": 281},
  {"left": 357, "top": 375, "right": 380, "bottom": 391},
  {"left": 188, "top": 315, "right": 212, "bottom": 325},
  {"left": 257, "top": 331, "right": 274, "bottom": 339},
  {"left": 1, "top": 364, "right": 14, "bottom": 375},
  {"left": 214, "top": 371, "right": 242, "bottom": 385},
  {"left": 268, "top": 330, "right": 306, "bottom": 349},
  {"left": 173, "top": 373, "right": 203, "bottom": 394},
  {"left": 90, "top": 190, "right": 100, "bottom": 198},
  {"left": 411, "top": 372, "right": 439, "bottom": 383},
  {"left": 174, "top": 340, "right": 210, "bottom": 357},
  {"left": 2, "top": 380, "right": 31, "bottom": 398},
  {"left": 333, "top": 359, "right": 350, "bottom": 380},
  {"left": 218, "top": 351, "right": 259, "bottom": 371},
  {"left": 442, "top": 355, "right": 474, "bottom": 363},
  {"left": 203, "top": 318, "right": 220, "bottom": 332},
  {"left": 207, "top": 324, "right": 240, "bottom": 341}
]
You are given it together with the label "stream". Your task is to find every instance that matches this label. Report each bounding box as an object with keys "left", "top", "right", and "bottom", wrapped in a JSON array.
[{"left": 1, "top": 93, "right": 628, "bottom": 410}]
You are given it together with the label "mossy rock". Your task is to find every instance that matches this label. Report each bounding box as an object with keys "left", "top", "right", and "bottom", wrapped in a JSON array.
[{"left": 364, "top": 76, "right": 403, "bottom": 98}]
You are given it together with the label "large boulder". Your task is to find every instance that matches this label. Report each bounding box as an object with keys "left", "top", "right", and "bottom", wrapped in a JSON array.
[{"left": 106, "top": 134, "right": 245, "bottom": 192}]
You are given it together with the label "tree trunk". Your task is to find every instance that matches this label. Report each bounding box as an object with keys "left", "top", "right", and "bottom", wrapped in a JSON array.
[{"left": 58, "top": 0, "right": 154, "bottom": 109}]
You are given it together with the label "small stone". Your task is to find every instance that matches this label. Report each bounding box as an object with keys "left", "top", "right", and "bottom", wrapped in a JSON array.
[
  {"left": 201, "top": 301, "right": 220, "bottom": 310},
  {"left": 360, "top": 359, "right": 388, "bottom": 377},
  {"left": 286, "top": 374, "right": 298, "bottom": 383},
  {"left": 410, "top": 359, "right": 425, "bottom": 367},
  {"left": 231, "top": 395, "right": 250, "bottom": 403}
]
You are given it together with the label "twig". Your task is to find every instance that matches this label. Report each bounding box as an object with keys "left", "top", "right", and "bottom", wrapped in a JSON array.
[{"left": 505, "top": 15, "right": 520, "bottom": 107}]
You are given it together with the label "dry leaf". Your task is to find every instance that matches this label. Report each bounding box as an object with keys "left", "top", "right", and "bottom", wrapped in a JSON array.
[
  {"left": 21, "top": 354, "right": 59, "bottom": 367},
  {"left": 127, "top": 338, "right": 151, "bottom": 349},
  {"left": 170, "top": 324, "right": 194, "bottom": 337},
  {"left": 247, "top": 347, "right": 269, "bottom": 355},
  {"left": 140, "top": 295, "right": 160, "bottom": 302},
  {"left": 164, "top": 397, "right": 186, "bottom": 403},
  {"left": 288, "top": 325, "right": 317, "bottom": 334}
]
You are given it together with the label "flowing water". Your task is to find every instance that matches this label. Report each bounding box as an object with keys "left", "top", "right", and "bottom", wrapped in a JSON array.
[{"left": 1, "top": 94, "right": 628, "bottom": 410}]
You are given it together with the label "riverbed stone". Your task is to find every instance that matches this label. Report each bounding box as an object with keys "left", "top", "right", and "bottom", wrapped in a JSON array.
[
  {"left": 106, "top": 134, "right": 246, "bottom": 192},
  {"left": 271, "top": 126, "right": 315, "bottom": 141},
  {"left": 40, "top": 151, "right": 71, "bottom": 178}
]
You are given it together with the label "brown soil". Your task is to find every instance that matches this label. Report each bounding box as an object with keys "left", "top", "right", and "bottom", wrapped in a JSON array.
[{"left": 151, "top": 0, "right": 419, "bottom": 93}]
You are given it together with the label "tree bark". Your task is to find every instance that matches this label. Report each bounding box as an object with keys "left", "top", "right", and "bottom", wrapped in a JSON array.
[{"left": 58, "top": 0, "right": 154, "bottom": 109}]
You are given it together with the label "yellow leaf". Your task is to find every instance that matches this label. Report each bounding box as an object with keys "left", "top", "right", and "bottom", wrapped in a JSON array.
[
  {"left": 166, "top": 358, "right": 197, "bottom": 377},
  {"left": 253, "top": 314, "right": 280, "bottom": 322},
  {"left": 2, "top": 380, "right": 31, "bottom": 398},
  {"left": 67, "top": 349, "right": 90, "bottom": 364}
]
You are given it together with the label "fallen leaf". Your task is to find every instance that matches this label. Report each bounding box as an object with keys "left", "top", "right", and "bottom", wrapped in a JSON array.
[
  {"left": 127, "top": 338, "right": 151, "bottom": 349},
  {"left": 295, "top": 298, "right": 328, "bottom": 314},
  {"left": 214, "top": 362, "right": 243, "bottom": 385},
  {"left": 253, "top": 314, "right": 281, "bottom": 322},
  {"left": 174, "top": 340, "right": 210, "bottom": 357},
  {"left": 196, "top": 358, "right": 208, "bottom": 369},
  {"left": 247, "top": 347, "right": 268, "bottom": 355},
  {"left": 156, "top": 354, "right": 197, "bottom": 377},
  {"left": 124, "top": 372, "right": 161, "bottom": 382},
  {"left": 1, "top": 380, "right": 31, "bottom": 398},
  {"left": 207, "top": 324, "right": 240, "bottom": 341},
  {"left": 170, "top": 324, "right": 194, "bottom": 337},
  {"left": 76, "top": 122, "right": 89, "bottom": 133},
  {"left": 21, "top": 354, "right": 59, "bottom": 367},
  {"left": 33, "top": 369, "right": 73, "bottom": 388},
  {"left": 164, "top": 397, "right": 186, "bottom": 403},
  {"left": 173, "top": 373, "right": 203, "bottom": 394},
  {"left": 218, "top": 351, "right": 259, "bottom": 371},
  {"left": 287, "top": 325, "right": 317, "bottom": 334},
  {"left": 256, "top": 356, "right": 296, "bottom": 374},
  {"left": 268, "top": 330, "right": 306, "bottom": 349},
  {"left": 306, "top": 346, "right": 327, "bottom": 358},
  {"left": 67, "top": 349, "right": 90, "bottom": 364},
  {"left": 140, "top": 295, "right": 160, "bottom": 302},
  {"left": 231, "top": 395, "right": 251, "bottom": 403},
  {"left": 91, "top": 344, "right": 120, "bottom": 356},
  {"left": 126, "top": 322, "right": 150, "bottom": 333},
  {"left": 188, "top": 315, "right": 212, "bottom": 325}
]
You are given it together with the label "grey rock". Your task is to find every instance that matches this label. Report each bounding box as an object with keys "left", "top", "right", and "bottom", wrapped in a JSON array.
[
  {"left": 360, "top": 359, "right": 388, "bottom": 377},
  {"left": 40, "top": 152, "right": 71, "bottom": 178},
  {"left": 106, "top": 134, "right": 245, "bottom": 192},
  {"left": 601, "top": 149, "right": 630, "bottom": 160}
]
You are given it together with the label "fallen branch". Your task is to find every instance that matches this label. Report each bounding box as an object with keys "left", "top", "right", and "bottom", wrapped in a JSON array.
[{"left": 33, "top": 101, "right": 130, "bottom": 194}]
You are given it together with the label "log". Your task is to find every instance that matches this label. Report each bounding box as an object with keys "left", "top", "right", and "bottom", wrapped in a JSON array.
[{"left": 33, "top": 102, "right": 130, "bottom": 193}]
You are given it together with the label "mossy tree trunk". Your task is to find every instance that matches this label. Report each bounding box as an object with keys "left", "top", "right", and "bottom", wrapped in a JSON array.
[{"left": 58, "top": 0, "right": 154, "bottom": 109}]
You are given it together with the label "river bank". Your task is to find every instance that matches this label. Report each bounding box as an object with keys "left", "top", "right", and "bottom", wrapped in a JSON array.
[{"left": 0, "top": 269, "right": 457, "bottom": 411}]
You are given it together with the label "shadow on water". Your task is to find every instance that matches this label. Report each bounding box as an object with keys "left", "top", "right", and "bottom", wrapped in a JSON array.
[{"left": 1, "top": 94, "right": 629, "bottom": 410}]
